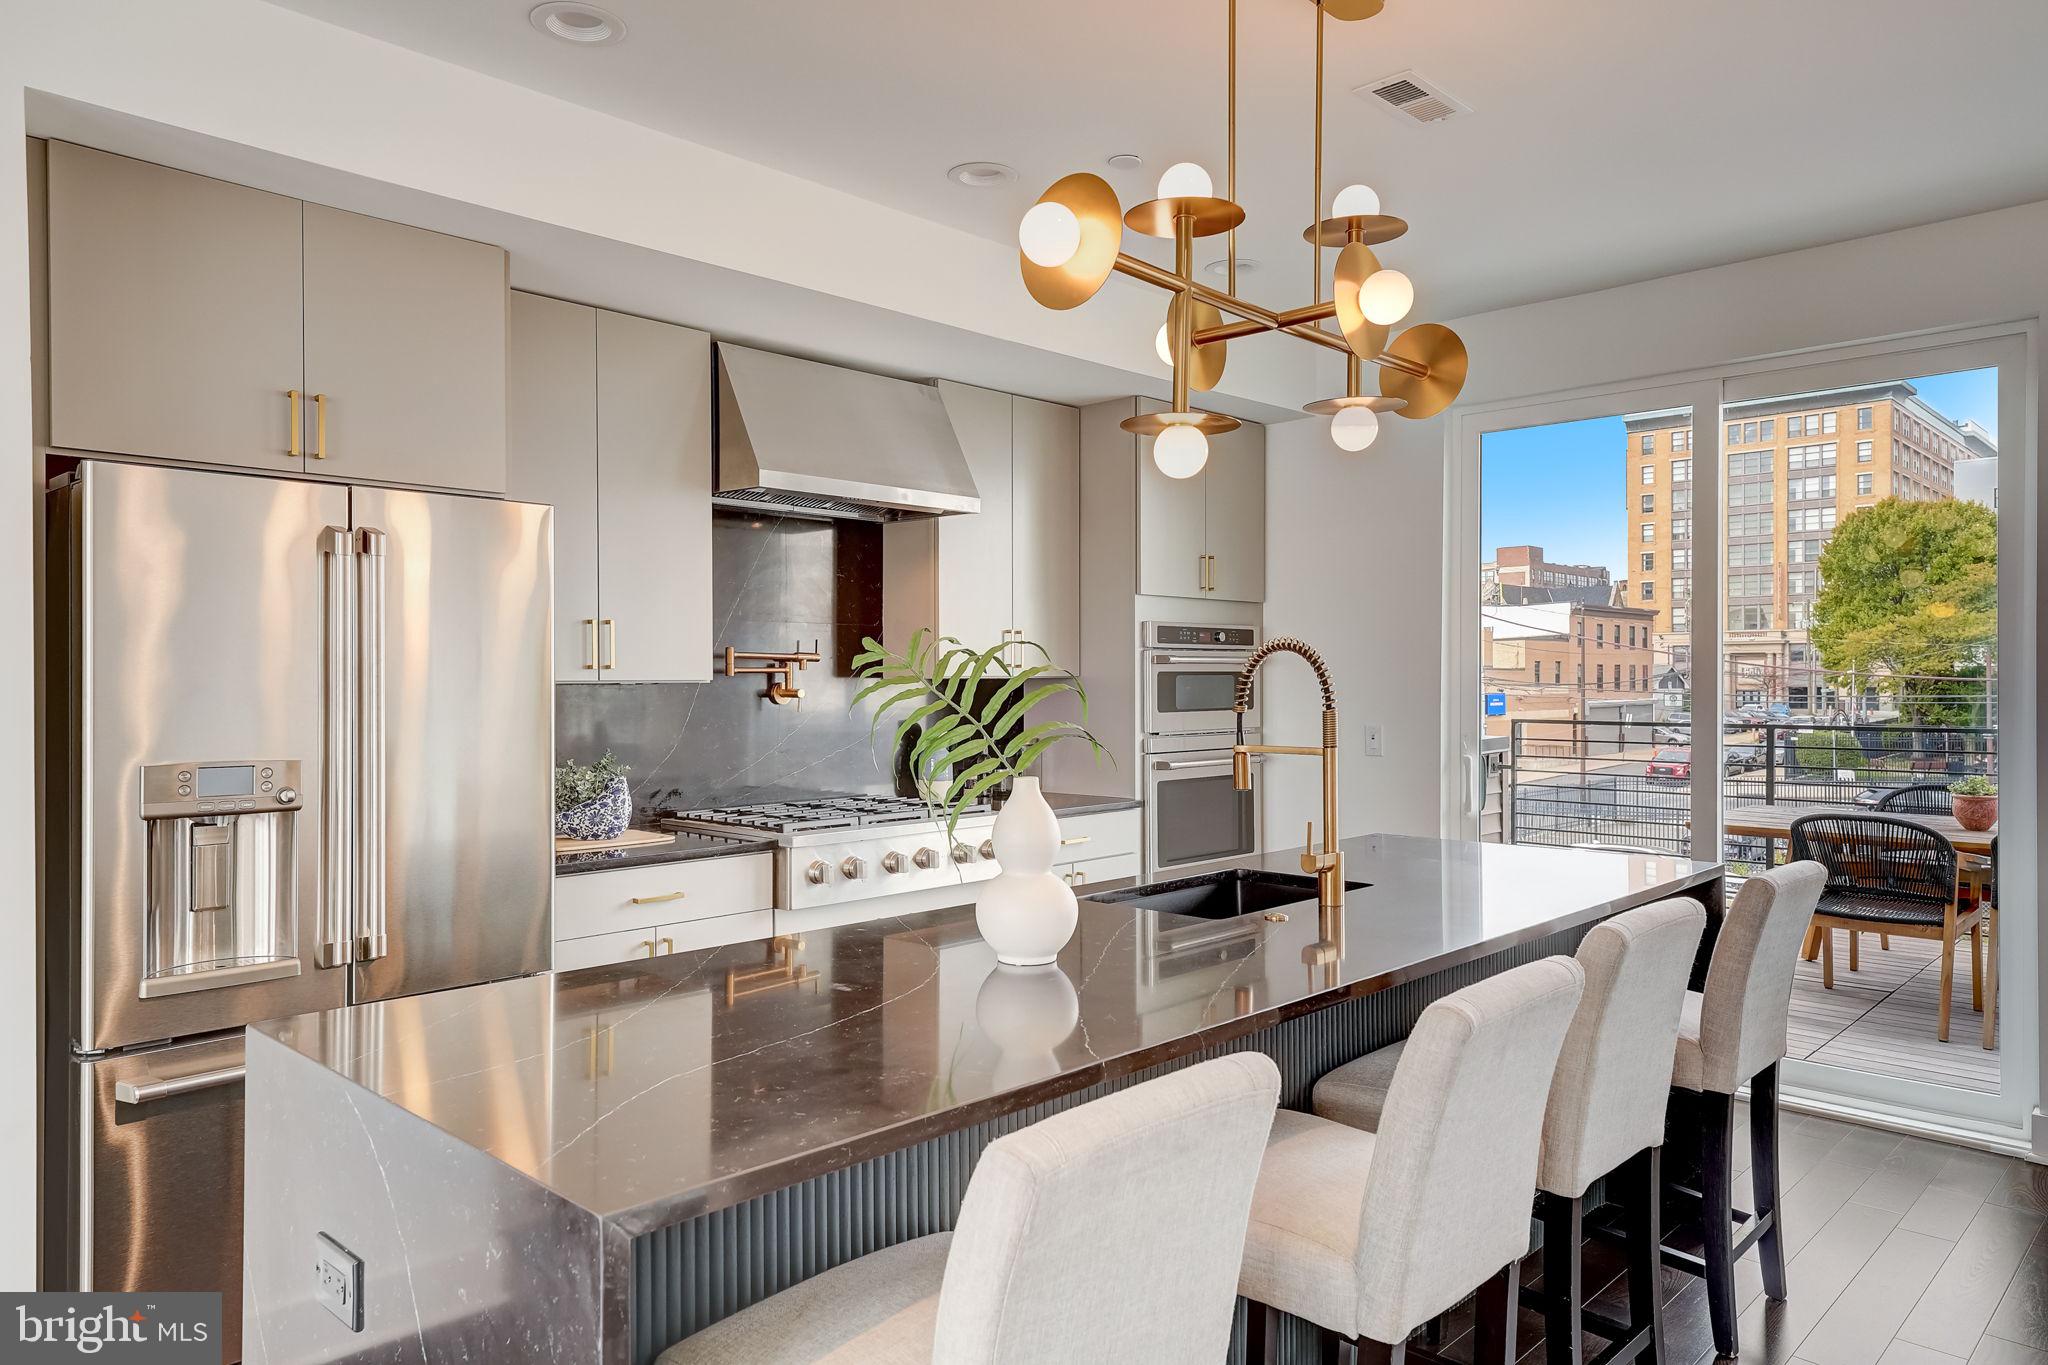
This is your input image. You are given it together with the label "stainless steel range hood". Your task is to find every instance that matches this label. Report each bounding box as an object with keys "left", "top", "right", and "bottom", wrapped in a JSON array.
[{"left": 715, "top": 344, "right": 979, "bottom": 521}]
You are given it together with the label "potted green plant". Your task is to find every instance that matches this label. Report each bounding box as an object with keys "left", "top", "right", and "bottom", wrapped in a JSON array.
[
  {"left": 1948, "top": 775, "right": 1997, "bottom": 832},
  {"left": 555, "top": 751, "right": 632, "bottom": 841},
  {"left": 852, "top": 630, "right": 1106, "bottom": 964}
]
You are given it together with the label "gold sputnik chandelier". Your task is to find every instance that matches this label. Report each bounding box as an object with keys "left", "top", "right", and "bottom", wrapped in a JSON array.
[{"left": 1015, "top": 0, "right": 1468, "bottom": 476}]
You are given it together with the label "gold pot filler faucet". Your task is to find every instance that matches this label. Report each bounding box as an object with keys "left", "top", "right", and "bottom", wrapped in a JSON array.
[{"left": 1233, "top": 637, "right": 1343, "bottom": 913}]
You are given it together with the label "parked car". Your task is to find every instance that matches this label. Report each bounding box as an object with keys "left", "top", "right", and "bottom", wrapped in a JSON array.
[
  {"left": 1765, "top": 703, "right": 1793, "bottom": 720},
  {"left": 1646, "top": 748, "right": 1691, "bottom": 782},
  {"left": 1725, "top": 744, "right": 1764, "bottom": 773},
  {"left": 1655, "top": 725, "right": 1690, "bottom": 745}
]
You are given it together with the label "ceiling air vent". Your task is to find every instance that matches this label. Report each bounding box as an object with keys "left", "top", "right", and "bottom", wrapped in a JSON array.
[{"left": 1354, "top": 69, "right": 1470, "bottom": 125}]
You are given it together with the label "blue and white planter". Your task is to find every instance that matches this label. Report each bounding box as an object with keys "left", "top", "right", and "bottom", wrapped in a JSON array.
[{"left": 555, "top": 776, "right": 632, "bottom": 841}]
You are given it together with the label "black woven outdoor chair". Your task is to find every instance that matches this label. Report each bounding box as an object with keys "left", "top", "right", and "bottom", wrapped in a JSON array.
[
  {"left": 1789, "top": 812, "right": 1982, "bottom": 1042},
  {"left": 1875, "top": 783, "right": 1954, "bottom": 816}
]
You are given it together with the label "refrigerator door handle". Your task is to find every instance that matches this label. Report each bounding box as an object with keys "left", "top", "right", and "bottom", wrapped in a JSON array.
[
  {"left": 114, "top": 1065, "right": 246, "bottom": 1106},
  {"left": 318, "top": 527, "right": 356, "bottom": 969},
  {"left": 355, "top": 527, "right": 389, "bottom": 962}
]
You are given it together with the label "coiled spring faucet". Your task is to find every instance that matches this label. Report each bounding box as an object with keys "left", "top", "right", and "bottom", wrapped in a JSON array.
[{"left": 1232, "top": 637, "right": 1343, "bottom": 912}]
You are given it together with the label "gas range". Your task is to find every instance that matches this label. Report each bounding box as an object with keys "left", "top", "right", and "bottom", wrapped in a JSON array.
[{"left": 655, "top": 795, "right": 1000, "bottom": 912}]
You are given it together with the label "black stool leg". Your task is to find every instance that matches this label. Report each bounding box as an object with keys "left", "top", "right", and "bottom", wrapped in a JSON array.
[
  {"left": 1700, "top": 1092, "right": 1738, "bottom": 1358},
  {"left": 1623, "top": 1146, "right": 1668, "bottom": 1365},
  {"left": 1243, "top": 1299, "right": 1278, "bottom": 1365},
  {"left": 1474, "top": 1260, "right": 1520, "bottom": 1365},
  {"left": 1542, "top": 1192, "right": 1585, "bottom": 1365},
  {"left": 1750, "top": 1063, "right": 1788, "bottom": 1302}
]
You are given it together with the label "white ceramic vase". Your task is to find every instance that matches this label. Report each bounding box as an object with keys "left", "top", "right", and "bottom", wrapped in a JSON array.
[{"left": 973, "top": 777, "right": 1078, "bottom": 966}]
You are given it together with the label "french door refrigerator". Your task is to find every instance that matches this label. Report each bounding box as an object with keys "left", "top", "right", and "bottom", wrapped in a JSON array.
[{"left": 42, "top": 460, "right": 553, "bottom": 1359}]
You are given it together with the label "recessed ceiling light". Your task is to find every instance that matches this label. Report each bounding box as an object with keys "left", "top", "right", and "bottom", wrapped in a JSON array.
[
  {"left": 530, "top": 2, "right": 626, "bottom": 45},
  {"left": 1107, "top": 154, "right": 1144, "bottom": 170},
  {"left": 1204, "top": 258, "right": 1259, "bottom": 277},
  {"left": 947, "top": 162, "right": 1017, "bottom": 189}
]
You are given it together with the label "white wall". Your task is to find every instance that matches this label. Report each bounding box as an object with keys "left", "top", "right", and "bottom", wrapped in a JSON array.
[{"left": 1264, "top": 196, "right": 2048, "bottom": 1146}]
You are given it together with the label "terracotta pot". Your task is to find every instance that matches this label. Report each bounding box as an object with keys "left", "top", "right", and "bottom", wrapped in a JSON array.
[{"left": 1952, "top": 792, "right": 1998, "bottom": 832}]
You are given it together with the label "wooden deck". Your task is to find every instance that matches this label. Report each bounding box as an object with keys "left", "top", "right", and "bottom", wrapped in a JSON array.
[{"left": 1788, "top": 930, "right": 2001, "bottom": 1094}]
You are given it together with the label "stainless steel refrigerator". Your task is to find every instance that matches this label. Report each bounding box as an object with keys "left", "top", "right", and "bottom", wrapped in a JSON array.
[{"left": 42, "top": 460, "right": 553, "bottom": 1358}]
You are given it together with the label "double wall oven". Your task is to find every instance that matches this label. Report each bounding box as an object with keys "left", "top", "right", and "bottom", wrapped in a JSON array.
[{"left": 1142, "top": 622, "right": 1263, "bottom": 876}]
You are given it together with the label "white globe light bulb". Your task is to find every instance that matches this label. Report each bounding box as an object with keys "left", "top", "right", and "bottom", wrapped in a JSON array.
[
  {"left": 1156, "top": 161, "right": 1214, "bottom": 200},
  {"left": 1153, "top": 423, "right": 1209, "bottom": 478},
  {"left": 1360, "top": 268, "right": 1414, "bottom": 326},
  {"left": 1331, "top": 183, "right": 1380, "bottom": 218},
  {"left": 1155, "top": 324, "right": 1174, "bottom": 367},
  {"left": 1018, "top": 201, "right": 1082, "bottom": 269},
  {"left": 1330, "top": 405, "right": 1381, "bottom": 453}
]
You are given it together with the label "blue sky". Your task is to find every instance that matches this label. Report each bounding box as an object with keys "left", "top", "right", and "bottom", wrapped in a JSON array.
[{"left": 1479, "top": 367, "right": 1999, "bottom": 578}]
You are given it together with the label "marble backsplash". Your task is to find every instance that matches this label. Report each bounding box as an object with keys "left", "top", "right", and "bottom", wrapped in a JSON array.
[{"left": 555, "top": 510, "right": 899, "bottom": 817}]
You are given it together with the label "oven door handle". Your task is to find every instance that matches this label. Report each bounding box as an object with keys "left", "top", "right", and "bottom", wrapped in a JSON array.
[
  {"left": 1150, "top": 655, "right": 1252, "bottom": 666},
  {"left": 1152, "top": 756, "right": 1266, "bottom": 771}
]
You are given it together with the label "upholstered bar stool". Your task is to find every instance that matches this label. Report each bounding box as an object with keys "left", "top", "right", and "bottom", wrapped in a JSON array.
[
  {"left": 657, "top": 1052, "right": 1280, "bottom": 1364},
  {"left": 1313, "top": 899, "right": 1708, "bottom": 1365},
  {"left": 1239, "top": 957, "right": 1587, "bottom": 1365},
  {"left": 1666, "top": 861, "right": 1827, "bottom": 1359}
]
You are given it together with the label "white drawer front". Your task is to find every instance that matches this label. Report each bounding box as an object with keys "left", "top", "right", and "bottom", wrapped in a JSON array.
[
  {"left": 1060, "top": 850, "right": 1142, "bottom": 889},
  {"left": 555, "top": 853, "right": 773, "bottom": 943},
  {"left": 554, "top": 909, "right": 776, "bottom": 971},
  {"left": 1054, "top": 808, "right": 1141, "bottom": 861}
]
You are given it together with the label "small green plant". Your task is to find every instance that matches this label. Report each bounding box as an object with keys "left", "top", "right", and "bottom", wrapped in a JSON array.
[
  {"left": 555, "top": 751, "right": 629, "bottom": 811},
  {"left": 1948, "top": 775, "right": 1996, "bottom": 797},
  {"left": 851, "top": 629, "right": 1106, "bottom": 837}
]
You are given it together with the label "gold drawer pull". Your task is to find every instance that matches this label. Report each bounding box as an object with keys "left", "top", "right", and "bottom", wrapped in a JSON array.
[
  {"left": 659, "top": 936, "right": 675, "bottom": 955},
  {"left": 286, "top": 390, "right": 302, "bottom": 459},
  {"left": 582, "top": 619, "right": 598, "bottom": 670},
  {"left": 312, "top": 393, "right": 328, "bottom": 459},
  {"left": 1058, "top": 835, "right": 1091, "bottom": 847},
  {"left": 629, "top": 891, "right": 686, "bottom": 905}
]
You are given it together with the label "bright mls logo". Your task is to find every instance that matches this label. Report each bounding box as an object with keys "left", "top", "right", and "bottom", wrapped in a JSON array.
[{"left": 3, "top": 1293, "right": 220, "bottom": 1362}]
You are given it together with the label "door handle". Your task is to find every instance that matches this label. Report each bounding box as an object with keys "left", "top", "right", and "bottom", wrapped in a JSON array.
[
  {"left": 311, "top": 393, "right": 329, "bottom": 459},
  {"left": 582, "top": 619, "right": 599, "bottom": 670},
  {"left": 1058, "top": 835, "right": 1091, "bottom": 846},
  {"left": 318, "top": 527, "right": 355, "bottom": 969},
  {"left": 355, "top": 527, "right": 389, "bottom": 961},
  {"left": 115, "top": 1065, "right": 245, "bottom": 1106},
  {"left": 602, "top": 619, "right": 617, "bottom": 670},
  {"left": 628, "top": 891, "right": 686, "bottom": 905},
  {"left": 287, "top": 390, "right": 302, "bottom": 460},
  {"left": 1152, "top": 756, "right": 1263, "bottom": 771},
  {"left": 660, "top": 936, "right": 675, "bottom": 955}
]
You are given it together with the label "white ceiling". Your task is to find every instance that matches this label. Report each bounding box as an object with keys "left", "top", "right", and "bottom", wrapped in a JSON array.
[{"left": 261, "top": 0, "right": 2048, "bottom": 324}]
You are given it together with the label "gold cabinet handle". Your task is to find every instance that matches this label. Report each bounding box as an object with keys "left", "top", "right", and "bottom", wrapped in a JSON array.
[
  {"left": 311, "top": 393, "right": 328, "bottom": 459},
  {"left": 628, "top": 890, "right": 686, "bottom": 905},
  {"left": 287, "top": 390, "right": 302, "bottom": 459},
  {"left": 1059, "top": 835, "right": 1091, "bottom": 846},
  {"left": 582, "top": 619, "right": 598, "bottom": 670},
  {"left": 659, "top": 936, "right": 675, "bottom": 955},
  {"left": 638, "top": 939, "right": 657, "bottom": 958},
  {"left": 602, "top": 619, "right": 617, "bottom": 670}
]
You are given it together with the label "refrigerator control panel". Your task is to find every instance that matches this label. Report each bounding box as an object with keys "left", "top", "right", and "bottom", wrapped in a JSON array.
[{"left": 140, "top": 759, "right": 303, "bottom": 819}]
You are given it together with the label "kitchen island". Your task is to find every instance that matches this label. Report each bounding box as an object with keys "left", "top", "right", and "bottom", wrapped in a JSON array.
[{"left": 243, "top": 835, "right": 1719, "bottom": 1365}]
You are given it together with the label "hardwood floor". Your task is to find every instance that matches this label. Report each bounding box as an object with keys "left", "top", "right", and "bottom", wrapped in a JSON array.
[
  {"left": 1787, "top": 934, "right": 2001, "bottom": 1094},
  {"left": 1418, "top": 1111, "right": 2045, "bottom": 1364}
]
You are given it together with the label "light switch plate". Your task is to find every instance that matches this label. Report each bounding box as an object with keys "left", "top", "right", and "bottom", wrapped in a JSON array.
[
  {"left": 315, "top": 1232, "right": 364, "bottom": 1332},
  {"left": 1362, "top": 724, "right": 1384, "bottom": 758}
]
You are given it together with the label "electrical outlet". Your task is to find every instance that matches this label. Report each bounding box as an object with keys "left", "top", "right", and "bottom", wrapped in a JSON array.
[
  {"left": 1362, "top": 724, "right": 1384, "bottom": 758},
  {"left": 315, "top": 1232, "right": 364, "bottom": 1332}
]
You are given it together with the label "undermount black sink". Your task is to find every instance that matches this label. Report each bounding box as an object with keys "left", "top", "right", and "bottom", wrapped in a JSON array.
[{"left": 1094, "top": 869, "right": 1370, "bottom": 921}]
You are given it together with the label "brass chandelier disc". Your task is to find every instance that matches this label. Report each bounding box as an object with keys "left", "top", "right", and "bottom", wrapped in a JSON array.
[
  {"left": 1124, "top": 196, "right": 1248, "bottom": 239},
  {"left": 1168, "top": 295, "right": 1228, "bottom": 392},
  {"left": 1303, "top": 214, "right": 1409, "bottom": 248},
  {"left": 1302, "top": 394, "right": 1408, "bottom": 417},
  {"left": 1120, "top": 410, "right": 1243, "bottom": 438},
  {"left": 1378, "top": 323, "right": 1470, "bottom": 420},
  {"left": 1020, "top": 173, "right": 1124, "bottom": 310},
  {"left": 1332, "top": 242, "right": 1391, "bottom": 361},
  {"left": 1317, "top": 0, "right": 1386, "bottom": 18}
]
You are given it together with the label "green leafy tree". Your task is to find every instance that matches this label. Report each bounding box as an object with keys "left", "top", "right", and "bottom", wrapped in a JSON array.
[{"left": 1810, "top": 497, "right": 1996, "bottom": 724}]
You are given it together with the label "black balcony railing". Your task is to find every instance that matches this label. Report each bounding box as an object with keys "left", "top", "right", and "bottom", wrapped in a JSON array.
[{"left": 1495, "top": 718, "right": 1997, "bottom": 869}]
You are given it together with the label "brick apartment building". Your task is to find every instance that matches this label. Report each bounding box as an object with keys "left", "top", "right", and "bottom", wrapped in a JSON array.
[{"left": 1481, "top": 599, "right": 1660, "bottom": 736}]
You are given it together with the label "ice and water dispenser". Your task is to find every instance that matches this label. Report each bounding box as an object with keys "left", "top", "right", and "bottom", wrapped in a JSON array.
[{"left": 139, "top": 759, "right": 306, "bottom": 997}]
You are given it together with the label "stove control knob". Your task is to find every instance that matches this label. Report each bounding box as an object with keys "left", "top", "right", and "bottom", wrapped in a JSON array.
[
  {"left": 881, "top": 851, "right": 908, "bottom": 875},
  {"left": 977, "top": 839, "right": 996, "bottom": 862},
  {"left": 805, "top": 859, "right": 831, "bottom": 885},
  {"left": 912, "top": 846, "right": 940, "bottom": 870},
  {"left": 840, "top": 856, "right": 867, "bottom": 882},
  {"left": 952, "top": 843, "right": 976, "bottom": 864}
]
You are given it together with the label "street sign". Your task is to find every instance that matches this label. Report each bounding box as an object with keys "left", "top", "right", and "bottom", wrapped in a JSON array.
[{"left": 1484, "top": 692, "right": 1507, "bottom": 716}]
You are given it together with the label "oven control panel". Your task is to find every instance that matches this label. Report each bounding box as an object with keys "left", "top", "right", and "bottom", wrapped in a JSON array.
[{"left": 1145, "top": 623, "right": 1255, "bottom": 649}]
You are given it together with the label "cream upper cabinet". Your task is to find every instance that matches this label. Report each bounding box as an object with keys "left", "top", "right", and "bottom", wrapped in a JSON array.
[
  {"left": 883, "top": 383, "right": 1081, "bottom": 672},
  {"left": 45, "top": 142, "right": 508, "bottom": 492},
  {"left": 47, "top": 142, "right": 305, "bottom": 472},
  {"left": 1135, "top": 409, "right": 1266, "bottom": 602},
  {"left": 507, "top": 293, "right": 600, "bottom": 681},
  {"left": 507, "top": 294, "right": 712, "bottom": 683},
  {"left": 595, "top": 309, "right": 713, "bottom": 683},
  {"left": 302, "top": 204, "right": 508, "bottom": 492}
]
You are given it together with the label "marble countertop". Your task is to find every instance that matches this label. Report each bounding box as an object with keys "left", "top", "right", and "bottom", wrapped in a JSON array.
[{"left": 255, "top": 835, "right": 1717, "bottom": 1235}]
